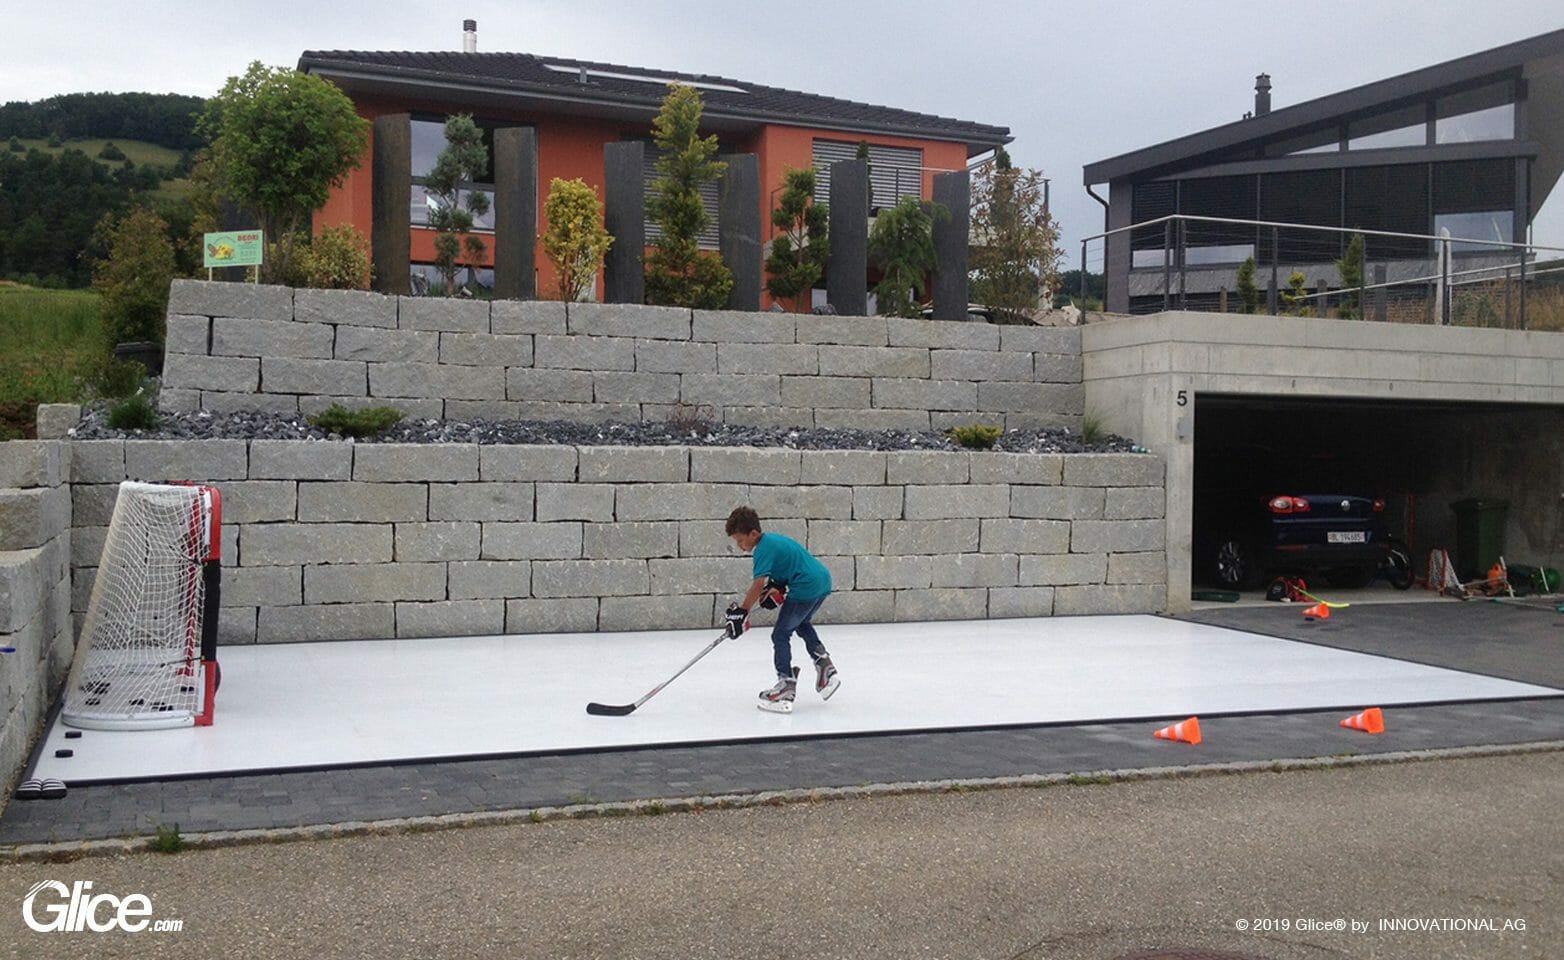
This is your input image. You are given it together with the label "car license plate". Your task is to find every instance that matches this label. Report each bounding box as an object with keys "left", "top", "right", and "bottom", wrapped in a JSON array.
[{"left": 1328, "top": 531, "right": 1367, "bottom": 544}]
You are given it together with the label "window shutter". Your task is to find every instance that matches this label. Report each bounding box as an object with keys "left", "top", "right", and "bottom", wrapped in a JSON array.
[{"left": 812, "top": 140, "right": 924, "bottom": 211}]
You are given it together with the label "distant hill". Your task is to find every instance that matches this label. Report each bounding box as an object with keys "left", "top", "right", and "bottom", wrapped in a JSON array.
[{"left": 0, "top": 92, "right": 204, "bottom": 152}]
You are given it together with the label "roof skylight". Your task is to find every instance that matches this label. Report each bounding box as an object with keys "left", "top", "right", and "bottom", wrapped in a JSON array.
[{"left": 543, "top": 63, "right": 747, "bottom": 94}]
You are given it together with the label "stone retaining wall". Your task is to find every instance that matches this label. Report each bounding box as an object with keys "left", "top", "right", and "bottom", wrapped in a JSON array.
[
  {"left": 157, "top": 281, "right": 1084, "bottom": 432},
  {"left": 65, "top": 441, "right": 1165, "bottom": 645}
]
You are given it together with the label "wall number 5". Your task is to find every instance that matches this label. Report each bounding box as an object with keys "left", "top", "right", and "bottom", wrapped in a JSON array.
[{"left": 1176, "top": 390, "right": 1188, "bottom": 407}]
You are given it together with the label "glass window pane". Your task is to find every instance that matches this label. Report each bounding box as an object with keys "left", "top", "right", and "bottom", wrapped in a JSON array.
[
  {"left": 1435, "top": 211, "right": 1513, "bottom": 251},
  {"left": 410, "top": 120, "right": 446, "bottom": 179},
  {"left": 1435, "top": 103, "right": 1513, "bottom": 143},
  {"left": 1185, "top": 244, "right": 1256, "bottom": 266},
  {"left": 1347, "top": 105, "right": 1427, "bottom": 150},
  {"left": 410, "top": 185, "right": 495, "bottom": 232}
]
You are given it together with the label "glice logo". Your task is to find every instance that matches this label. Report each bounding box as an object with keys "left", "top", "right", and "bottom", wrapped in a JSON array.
[{"left": 22, "top": 880, "right": 181, "bottom": 933}]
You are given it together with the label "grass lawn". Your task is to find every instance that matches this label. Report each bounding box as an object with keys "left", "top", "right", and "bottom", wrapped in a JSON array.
[
  {"left": 9, "top": 137, "right": 183, "bottom": 168},
  {"left": 0, "top": 284, "right": 103, "bottom": 439}
]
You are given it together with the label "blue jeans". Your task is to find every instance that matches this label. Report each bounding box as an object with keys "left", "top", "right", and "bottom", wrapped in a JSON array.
[{"left": 771, "top": 595, "right": 828, "bottom": 678}]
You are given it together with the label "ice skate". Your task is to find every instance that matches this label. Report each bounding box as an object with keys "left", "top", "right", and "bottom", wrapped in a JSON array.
[
  {"left": 814, "top": 654, "right": 840, "bottom": 700},
  {"left": 758, "top": 667, "right": 799, "bottom": 713}
]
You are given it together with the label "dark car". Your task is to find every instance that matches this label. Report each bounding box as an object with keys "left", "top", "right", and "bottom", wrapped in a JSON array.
[{"left": 1194, "top": 446, "right": 1413, "bottom": 590}]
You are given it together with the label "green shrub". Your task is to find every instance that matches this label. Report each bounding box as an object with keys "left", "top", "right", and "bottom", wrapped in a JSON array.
[
  {"left": 93, "top": 357, "right": 148, "bottom": 398},
  {"left": 7, "top": 137, "right": 22, "bottom": 153},
  {"left": 947, "top": 424, "right": 1003, "bottom": 449},
  {"left": 98, "top": 141, "right": 127, "bottom": 161},
  {"left": 94, "top": 208, "right": 176, "bottom": 348},
  {"left": 300, "top": 224, "right": 372, "bottom": 289},
  {"left": 149, "top": 823, "right": 184, "bottom": 854},
  {"left": 309, "top": 403, "right": 403, "bottom": 438},
  {"left": 107, "top": 394, "right": 158, "bottom": 430},
  {"left": 1081, "top": 409, "right": 1106, "bottom": 445}
]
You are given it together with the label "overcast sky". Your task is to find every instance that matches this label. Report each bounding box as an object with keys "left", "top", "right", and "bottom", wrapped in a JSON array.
[{"left": 5, "top": 0, "right": 1563, "bottom": 260}]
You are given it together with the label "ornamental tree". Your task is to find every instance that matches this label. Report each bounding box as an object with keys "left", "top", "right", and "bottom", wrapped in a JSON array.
[
  {"left": 542, "top": 177, "right": 613, "bottom": 302},
  {"left": 968, "top": 146, "right": 1062, "bottom": 316},
  {"left": 644, "top": 83, "right": 733, "bottom": 309},
  {"left": 764, "top": 166, "right": 829, "bottom": 311},
  {"left": 423, "top": 114, "right": 490, "bottom": 296},
  {"left": 868, "top": 196, "right": 947, "bottom": 318}
]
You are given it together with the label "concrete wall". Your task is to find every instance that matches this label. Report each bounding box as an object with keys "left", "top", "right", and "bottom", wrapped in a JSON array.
[
  {"left": 1083, "top": 311, "right": 1564, "bottom": 609},
  {"left": 158, "top": 280, "right": 1085, "bottom": 433},
  {"left": 0, "top": 442, "right": 74, "bottom": 800},
  {"left": 65, "top": 441, "right": 1165, "bottom": 645}
]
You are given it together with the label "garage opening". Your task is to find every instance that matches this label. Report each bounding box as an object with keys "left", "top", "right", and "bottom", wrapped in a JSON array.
[{"left": 1190, "top": 394, "right": 1564, "bottom": 595}]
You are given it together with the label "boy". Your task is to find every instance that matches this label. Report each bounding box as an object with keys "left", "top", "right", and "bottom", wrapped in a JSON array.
[{"left": 724, "top": 506, "right": 840, "bottom": 713}]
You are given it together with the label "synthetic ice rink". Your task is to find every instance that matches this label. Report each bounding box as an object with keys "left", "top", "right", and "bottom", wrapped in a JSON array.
[{"left": 30, "top": 614, "right": 1560, "bottom": 784}]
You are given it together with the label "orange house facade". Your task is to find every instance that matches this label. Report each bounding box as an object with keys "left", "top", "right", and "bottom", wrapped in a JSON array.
[{"left": 299, "top": 40, "right": 1009, "bottom": 304}]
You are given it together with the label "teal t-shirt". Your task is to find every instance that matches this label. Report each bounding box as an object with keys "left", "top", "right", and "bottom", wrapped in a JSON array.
[{"left": 751, "top": 532, "right": 832, "bottom": 602}]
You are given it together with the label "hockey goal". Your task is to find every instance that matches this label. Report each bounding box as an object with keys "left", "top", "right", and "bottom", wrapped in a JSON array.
[{"left": 62, "top": 482, "right": 222, "bottom": 730}]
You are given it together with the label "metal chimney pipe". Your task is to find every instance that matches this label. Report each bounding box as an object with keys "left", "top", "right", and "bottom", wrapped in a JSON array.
[
  {"left": 1254, "top": 73, "right": 1272, "bottom": 116},
  {"left": 463, "top": 19, "right": 477, "bottom": 53}
]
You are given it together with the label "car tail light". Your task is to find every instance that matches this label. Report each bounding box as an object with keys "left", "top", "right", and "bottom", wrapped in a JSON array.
[
  {"left": 1269, "top": 496, "right": 1312, "bottom": 514},
  {"left": 1291, "top": 497, "right": 1310, "bottom": 513},
  {"left": 1372, "top": 498, "right": 1386, "bottom": 512}
]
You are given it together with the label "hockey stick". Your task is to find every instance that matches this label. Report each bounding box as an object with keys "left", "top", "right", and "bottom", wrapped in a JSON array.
[{"left": 586, "top": 630, "right": 728, "bottom": 716}]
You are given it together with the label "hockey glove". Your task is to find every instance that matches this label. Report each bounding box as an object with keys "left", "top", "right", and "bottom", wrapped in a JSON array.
[
  {"left": 758, "top": 579, "right": 788, "bottom": 610},
  {"left": 723, "top": 604, "right": 750, "bottom": 639}
]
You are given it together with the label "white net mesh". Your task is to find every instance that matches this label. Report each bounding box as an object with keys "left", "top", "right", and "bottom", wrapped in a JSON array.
[{"left": 63, "top": 482, "right": 215, "bottom": 730}]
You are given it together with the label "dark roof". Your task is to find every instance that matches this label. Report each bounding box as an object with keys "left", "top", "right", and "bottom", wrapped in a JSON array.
[
  {"left": 1085, "top": 27, "right": 1564, "bottom": 184},
  {"left": 298, "top": 49, "right": 1010, "bottom": 154}
]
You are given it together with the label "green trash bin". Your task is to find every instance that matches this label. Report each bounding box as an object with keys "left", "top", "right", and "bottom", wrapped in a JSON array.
[{"left": 1450, "top": 498, "right": 1509, "bottom": 582}]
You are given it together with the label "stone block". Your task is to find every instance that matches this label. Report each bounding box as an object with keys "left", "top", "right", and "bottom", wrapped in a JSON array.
[
  {"left": 1001, "top": 325, "right": 1079, "bottom": 354},
  {"left": 1108, "top": 551, "right": 1166, "bottom": 584},
  {"left": 980, "top": 518, "right": 1070, "bottom": 554},
  {"left": 988, "top": 587, "right": 1055, "bottom": 618},
  {"left": 125, "top": 439, "right": 249, "bottom": 481},
  {"left": 691, "top": 448, "right": 801, "bottom": 485},
  {"left": 681, "top": 373, "right": 780, "bottom": 407},
  {"left": 219, "top": 480, "right": 297, "bottom": 524},
  {"left": 395, "top": 522, "right": 480, "bottom": 562},
  {"left": 481, "top": 521, "right": 584, "bottom": 560},
  {"left": 931, "top": 553, "right": 1018, "bottom": 588},
  {"left": 506, "top": 597, "right": 598, "bottom": 634},
  {"left": 241, "top": 524, "right": 392, "bottom": 566},
  {"left": 295, "top": 288, "right": 398, "bottom": 328},
  {"left": 796, "top": 316, "right": 889, "bottom": 346},
  {"left": 882, "top": 519, "right": 979, "bottom": 555},
  {"left": 1053, "top": 583, "right": 1164, "bottom": 616},
  {"left": 399, "top": 297, "right": 490, "bottom": 333},
  {"left": 806, "top": 519, "right": 881, "bottom": 556},
  {"left": 1010, "top": 486, "right": 1105, "bottom": 520},
  {"left": 599, "top": 594, "right": 714, "bottom": 632},
  {"left": 535, "top": 484, "right": 615, "bottom": 522},
  {"left": 648, "top": 557, "right": 750, "bottom": 595},
  {"left": 780, "top": 376, "right": 870, "bottom": 409},
  {"left": 903, "top": 484, "right": 1009, "bottom": 520},
  {"left": 617, "top": 483, "right": 748, "bottom": 521},
  {"left": 930, "top": 349, "right": 1032, "bottom": 382},
  {"left": 263, "top": 357, "right": 366, "bottom": 396},
  {"left": 530, "top": 559, "right": 648, "bottom": 598},
  {"left": 439, "top": 332, "right": 534, "bottom": 367},
  {"left": 855, "top": 555, "right": 932, "bottom": 590},
  {"left": 334, "top": 326, "right": 439, "bottom": 363},
  {"left": 396, "top": 600, "right": 504, "bottom": 638},
  {"left": 304, "top": 562, "right": 446, "bottom": 603},
  {"left": 635, "top": 339, "right": 716, "bottom": 374},
  {"left": 506, "top": 368, "right": 595, "bottom": 402},
  {"left": 35, "top": 404, "right": 81, "bottom": 439},
  {"left": 257, "top": 603, "right": 395, "bottom": 643},
  {"left": 691, "top": 309, "right": 795, "bottom": 343},
  {"left": 817, "top": 345, "right": 929, "bottom": 379},
  {"left": 886, "top": 318, "right": 1000, "bottom": 350},
  {"left": 163, "top": 353, "right": 260, "bottom": 392},
  {"left": 1019, "top": 553, "right": 1108, "bottom": 586},
  {"left": 0, "top": 441, "right": 65, "bottom": 488},
  {"left": 677, "top": 518, "right": 805, "bottom": 558},
  {"left": 583, "top": 522, "right": 680, "bottom": 559},
  {"left": 1033, "top": 353, "right": 1082, "bottom": 383},
  {"left": 812, "top": 589, "right": 894, "bottom": 624},
  {"left": 491, "top": 299, "right": 567, "bottom": 335},
  {"left": 480, "top": 445, "right": 577, "bottom": 481},
  {"left": 1071, "top": 519, "right": 1165, "bottom": 553},
  {"left": 168, "top": 279, "right": 292, "bottom": 321},
  {"left": 978, "top": 381, "right": 1059, "bottom": 414},
  {"left": 894, "top": 587, "right": 987, "bottom": 621},
  {"left": 749, "top": 485, "right": 852, "bottom": 520},
  {"left": 369, "top": 361, "right": 504, "bottom": 400},
  {"left": 713, "top": 406, "right": 814, "bottom": 429},
  {"left": 297, "top": 482, "right": 426, "bottom": 522},
  {"left": 158, "top": 389, "right": 201, "bottom": 413},
  {"left": 799, "top": 451, "right": 885, "bottom": 485},
  {"left": 448, "top": 560, "right": 530, "bottom": 600},
  {"left": 872, "top": 379, "right": 976, "bottom": 411},
  {"left": 429, "top": 483, "right": 534, "bottom": 522},
  {"left": 165, "top": 314, "right": 211, "bottom": 354},
  {"left": 216, "top": 606, "right": 257, "bottom": 644},
  {"left": 200, "top": 392, "right": 301, "bottom": 416},
  {"left": 593, "top": 372, "right": 680, "bottom": 403},
  {"left": 250, "top": 440, "right": 352, "bottom": 480},
  {"left": 717, "top": 343, "right": 819, "bottom": 375},
  {"left": 814, "top": 408, "right": 931, "bottom": 431},
  {"left": 212, "top": 317, "right": 334, "bottom": 358},
  {"left": 886, "top": 451, "right": 969, "bottom": 484},
  {"left": 969, "top": 453, "right": 1063, "bottom": 485},
  {"left": 852, "top": 487, "right": 903, "bottom": 520},
  {"left": 1106, "top": 487, "right": 1165, "bottom": 520},
  {"left": 71, "top": 526, "right": 107, "bottom": 565},
  {"left": 535, "top": 335, "right": 635, "bottom": 371},
  {"left": 567, "top": 302, "right": 690, "bottom": 340},
  {"left": 223, "top": 565, "right": 303, "bottom": 606},
  {"left": 0, "top": 547, "right": 48, "bottom": 632},
  {"left": 71, "top": 484, "right": 119, "bottom": 526},
  {"left": 1063, "top": 454, "right": 1165, "bottom": 487},
  {"left": 354, "top": 443, "right": 479, "bottom": 481}
]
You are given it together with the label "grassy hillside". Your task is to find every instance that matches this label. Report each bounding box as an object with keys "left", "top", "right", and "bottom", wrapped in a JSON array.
[
  {"left": 6, "top": 137, "right": 194, "bottom": 203},
  {"left": 0, "top": 284, "right": 102, "bottom": 438}
]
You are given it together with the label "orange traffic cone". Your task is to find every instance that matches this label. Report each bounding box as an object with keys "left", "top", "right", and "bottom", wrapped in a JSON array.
[
  {"left": 1340, "top": 707, "right": 1385, "bottom": 734},
  {"left": 1303, "top": 602, "right": 1330, "bottom": 620},
  {"left": 1153, "top": 716, "right": 1202, "bottom": 745}
]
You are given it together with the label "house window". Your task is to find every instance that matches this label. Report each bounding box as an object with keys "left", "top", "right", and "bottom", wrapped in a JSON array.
[
  {"left": 1434, "top": 211, "right": 1514, "bottom": 251},
  {"left": 1436, "top": 83, "right": 1515, "bottom": 144},
  {"left": 811, "top": 140, "right": 924, "bottom": 212},
  {"left": 409, "top": 117, "right": 497, "bottom": 233},
  {"left": 1346, "top": 105, "right": 1428, "bottom": 151},
  {"left": 409, "top": 262, "right": 494, "bottom": 297},
  {"left": 640, "top": 143, "right": 721, "bottom": 249}
]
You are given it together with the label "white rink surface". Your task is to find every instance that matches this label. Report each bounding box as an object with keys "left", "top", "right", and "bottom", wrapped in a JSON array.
[{"left": 32, "top": 615, "right": 1560, "bottom": 784}]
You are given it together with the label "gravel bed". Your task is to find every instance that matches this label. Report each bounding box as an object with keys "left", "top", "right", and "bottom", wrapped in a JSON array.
[{"left": 71, "top": 405, "right": 1144, "bottom": 454}]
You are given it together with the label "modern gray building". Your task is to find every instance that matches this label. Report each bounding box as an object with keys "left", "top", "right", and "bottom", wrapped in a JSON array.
[{"left": 1084, "top": 28, "right": 1564, "bottom": 314}]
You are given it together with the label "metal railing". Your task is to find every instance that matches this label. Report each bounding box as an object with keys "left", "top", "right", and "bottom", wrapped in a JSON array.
[{"left": 1076, "top": 214, "right": 1564, "bottom": 329}]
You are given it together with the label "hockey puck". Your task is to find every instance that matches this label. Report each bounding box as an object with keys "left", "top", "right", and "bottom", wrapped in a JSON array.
[
  {"left": 54, "top": 749, "right": 73, "bottom": 758},
  {"left": 65, "top": 731, "right": 82, "bottom": 739}
]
